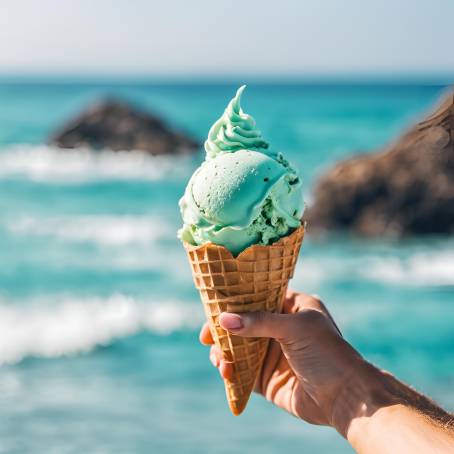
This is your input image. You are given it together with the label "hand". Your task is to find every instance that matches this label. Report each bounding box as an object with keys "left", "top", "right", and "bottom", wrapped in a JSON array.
[
  {"left": 200, "top": 290, "right": 454, "bottom": 453},
  {"left": 199, "top": 290, "right": 365, "bottom": 431}
]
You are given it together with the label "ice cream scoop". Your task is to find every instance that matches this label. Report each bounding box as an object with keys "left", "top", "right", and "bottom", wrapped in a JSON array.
[{"left": 178, "top": 85, "right": 304, "bottom": 255}]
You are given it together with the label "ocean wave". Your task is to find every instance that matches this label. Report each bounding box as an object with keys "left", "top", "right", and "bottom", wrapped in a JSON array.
[
  {"left": 8, "top": 215, "right": 173, "bottom": 246},
  {"left": 293, "top": 249, "right": 454, "bottom": 290},
  {"left": 362, "top": 252, "right": 454, "bottom": 286},
  {"left": 0, "top": 145, "right": 194, "bottom": 183},
  {"left": 0, "top": 294, "right": 201, "bottom": 365}
]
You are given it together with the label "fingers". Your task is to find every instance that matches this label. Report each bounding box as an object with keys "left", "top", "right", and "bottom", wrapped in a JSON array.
[
  {"left": 289, "top": 292, "right": 343, "bottom": 337},
  {"left": 201, "top": 322, "right": 233, "bottom": 378},
  {"left": 292, "top": 292, "right": 326, "bottom": 312},
  {"left": 218, "top": 292, "right": 342, "bottom": 341},
  {"left": 209, "top": 345, "right": 233, "bottom": 380},
  {"left": 202, "top": 292, "right": 337, "bottom": 343},
  {"left": 209, "top": 345, "right": 220, "bottom": 367},
  {"left": 219, "top": 359, "right": 233, "bottom": 380},
  {"left": 283, "top": 289, "right": 325, "bottom": 314},
  {"left": 219, "top": 311, "right": 293, "bottom": 340},
  {"left": 301, "top": 294, "right": 343, "bottom": 337},
  {"left": 199, "top": 322, "right": 214, "bottom": 345},
  {"left": 284, "top": 288, "right": 298, "bottom": 304}
]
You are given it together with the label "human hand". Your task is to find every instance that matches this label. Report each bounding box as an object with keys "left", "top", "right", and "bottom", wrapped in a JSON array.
[
  {"left": 200, "top": 290, "right": 454, "bottom": 452},
  {"left": 199, "top": 290, "right": 366, "bottom": 433}
]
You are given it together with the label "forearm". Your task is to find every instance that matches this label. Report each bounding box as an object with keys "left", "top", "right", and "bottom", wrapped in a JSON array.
[
  {"left": 349, "top": 404, "right": 454, "bottom": 454},
  {"left": 332, "top": 361, "right": 454, "bottom": 453}
]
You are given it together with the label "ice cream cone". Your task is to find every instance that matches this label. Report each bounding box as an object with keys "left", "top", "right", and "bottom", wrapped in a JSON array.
[{"left": 184, "top": 225, "right": 305, "bottom": 415}]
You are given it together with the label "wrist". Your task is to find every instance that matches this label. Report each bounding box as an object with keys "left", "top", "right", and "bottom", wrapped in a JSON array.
[
  {"left": 331, "top": 358, "right": 401, "bottom": 439},
  {"left": 345, "top": 389, "right": 454, "bottom": 453}
]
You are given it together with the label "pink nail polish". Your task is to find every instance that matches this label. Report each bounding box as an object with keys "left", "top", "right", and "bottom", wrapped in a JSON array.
[{"left": 220, "top": 313, "right": 243, "bottom": 330}]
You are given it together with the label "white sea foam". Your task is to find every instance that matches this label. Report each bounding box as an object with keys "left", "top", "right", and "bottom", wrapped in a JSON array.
[
  {"left": 293, "top": 249, "right": 454, "bottom": 290},
  {"left": 362, "top": 252, "right": 454, "bottom": 286},
  {"left": 0, "top": 295, "right": 201, "bottom": 365},
  {"left": 9, "top": 215, "right": 173, "bottom": 246},
  {"left": 0, "top": 145, "right": 194, "bottom": 183}
]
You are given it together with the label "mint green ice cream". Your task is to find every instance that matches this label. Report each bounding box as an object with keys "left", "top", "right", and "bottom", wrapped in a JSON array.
[{"left": 178, "top": 86, "right": 304, "bottom": 256}]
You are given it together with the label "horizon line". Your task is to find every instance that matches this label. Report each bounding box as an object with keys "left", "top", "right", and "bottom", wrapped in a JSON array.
[{"left": 0, "top": 72, "right": 453, "bottom": 87}]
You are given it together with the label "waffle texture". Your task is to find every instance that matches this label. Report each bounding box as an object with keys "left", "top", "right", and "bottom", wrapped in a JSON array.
[{"left": 184, "top": 225, "right": 305, "bottom": 415}]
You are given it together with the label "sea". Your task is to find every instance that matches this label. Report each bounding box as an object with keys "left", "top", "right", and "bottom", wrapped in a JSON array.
[{"left": 1, "top": 80, "right": 453, "bottom": 453}]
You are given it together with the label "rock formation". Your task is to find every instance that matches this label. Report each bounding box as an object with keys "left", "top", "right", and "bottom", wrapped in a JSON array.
[
  {"left": 308, "top": 91, "right": 454, "bottom": 236},
  {"left": 49, "top": 99, "right": 199, "bottom": 155}
]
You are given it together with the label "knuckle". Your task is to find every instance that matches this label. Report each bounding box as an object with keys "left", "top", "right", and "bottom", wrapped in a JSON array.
[
  {"left": 296, "top": 309, "right": 327, "bottom": 332},
  {"left": 295, "top": 292, "right": 314, "bottom": 306}
]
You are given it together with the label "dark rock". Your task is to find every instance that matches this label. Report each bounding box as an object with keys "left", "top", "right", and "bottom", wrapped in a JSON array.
[
  {"left": 49, "top": 99, "right": 199, "bottom": 155},
  {"left": 308, "top": 91, "right": 454, "bottom": 236}
]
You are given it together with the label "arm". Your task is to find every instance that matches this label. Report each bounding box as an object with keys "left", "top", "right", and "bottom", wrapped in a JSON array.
[
  {"left": 200, "top": 291, "right": 454, "bottom": 453},
  {"left": 343, "top": 363, "right": 454, "bottom": 454}
]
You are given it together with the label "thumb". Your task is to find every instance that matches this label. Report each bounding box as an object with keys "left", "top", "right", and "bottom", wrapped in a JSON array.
[{"left": 219, "top": 311, "right": 292, "bottom": 340}]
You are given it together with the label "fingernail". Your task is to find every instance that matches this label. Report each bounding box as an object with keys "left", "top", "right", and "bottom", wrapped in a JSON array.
[
  {"left": 219, "top": 313, "right": 243, "bottom": 330},
  {"left": 210, "top": 352, "right": 219, "bottom": 367}
]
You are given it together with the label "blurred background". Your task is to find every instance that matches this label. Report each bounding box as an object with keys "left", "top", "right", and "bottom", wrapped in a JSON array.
[{"left": 1, "top": 1, "right": 453, "bottom": 453}]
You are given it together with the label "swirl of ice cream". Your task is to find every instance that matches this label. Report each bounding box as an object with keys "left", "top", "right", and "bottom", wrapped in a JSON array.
[
  {"left": 204, "top": 85, "right": 269, "bottom": 160},
  {"left": 178, "top": 86, "right": 304, "bottom": 256}
]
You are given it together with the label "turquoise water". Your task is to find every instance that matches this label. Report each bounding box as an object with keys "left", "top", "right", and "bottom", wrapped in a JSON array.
[{"left": 1, "top": 81, "right": 453, "bottom": 453}]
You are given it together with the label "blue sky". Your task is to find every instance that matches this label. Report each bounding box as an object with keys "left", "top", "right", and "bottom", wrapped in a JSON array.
[{"left": 1, "top": 0, "right": 453, "bottom": 76}]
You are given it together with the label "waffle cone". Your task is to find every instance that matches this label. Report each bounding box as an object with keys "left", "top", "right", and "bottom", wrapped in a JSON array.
[{"left": 184, "top": 225, "right": 305, "bottom": 415}]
